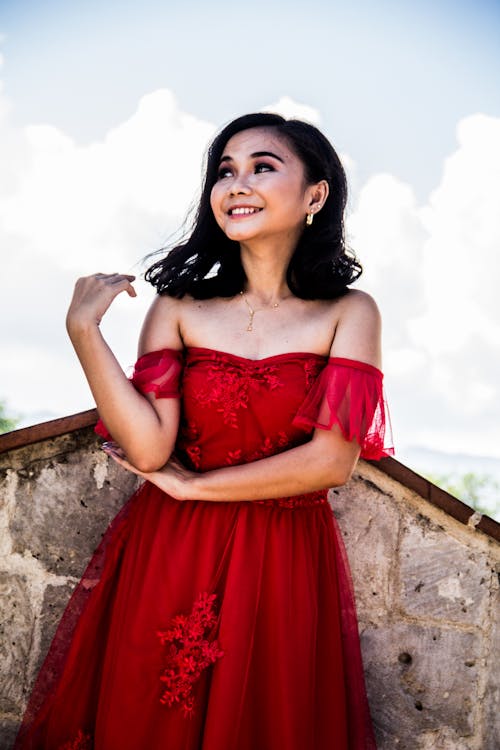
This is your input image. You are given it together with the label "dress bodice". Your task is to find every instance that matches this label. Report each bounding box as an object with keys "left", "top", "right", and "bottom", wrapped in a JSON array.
[
  {"left": 176, "top": 348, "right": 326, "bottom": 472},
  {"left": 95, "top": 345, "right": 393, "bottom": 467}
]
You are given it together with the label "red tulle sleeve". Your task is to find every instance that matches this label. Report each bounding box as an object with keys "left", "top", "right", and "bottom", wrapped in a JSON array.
[
  {"left": 293, "top": 357, "right": 394, "bottom": 460},
  {"left": 95, "top": 348, "right": 183, "bottom": 440}
]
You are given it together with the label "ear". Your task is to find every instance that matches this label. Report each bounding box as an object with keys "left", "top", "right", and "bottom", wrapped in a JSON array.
[{"left": 306, "top": 179, "right": 329, "bottom": 211}]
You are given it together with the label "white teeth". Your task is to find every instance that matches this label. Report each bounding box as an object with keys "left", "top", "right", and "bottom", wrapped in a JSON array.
[{"left": 230, "top": 207, "right": 260, "bottom": 215}]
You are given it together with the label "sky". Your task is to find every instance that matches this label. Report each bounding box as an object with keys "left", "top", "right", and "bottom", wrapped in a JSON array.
[{"left": 0, "top": 0, "right": 499, "bottom": 481}]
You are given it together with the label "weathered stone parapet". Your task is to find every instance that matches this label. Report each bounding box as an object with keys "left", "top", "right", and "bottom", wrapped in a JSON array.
[
  {"left": 337, "top": 462, "right": 500, "bottom": 749},
  {"left": 0, "top": 428, "right": 499, "bottom": 749},
  {"left": 0, "top": 429, "right": 139, "bottom": 748}
]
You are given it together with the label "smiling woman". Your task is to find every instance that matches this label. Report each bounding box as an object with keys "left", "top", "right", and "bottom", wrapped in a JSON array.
[
  {"left": 144, "top": 112, "right": 362, "bottom": 301},
  {"left": 211, "top": 129, "right": 328, "bottom": 256},
  {"left": 14, "top": 112, "right": 392, "bottom": 750}
]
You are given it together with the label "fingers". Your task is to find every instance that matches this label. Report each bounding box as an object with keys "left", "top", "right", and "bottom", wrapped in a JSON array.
[
  {"left": 101, "top": 444, "right": 146, "bottom": 477},
  {"left": 93, "top": 273, "right": 136, "bottom": 282},
  {"left": 68, "top": 272, "right": 137, "bottom": 334},
  {"left": 98, "top": 273, "right": 137, "bottom": 298},
  {"left": 101, "top": 441, "right": 126, "bottom": 458}
]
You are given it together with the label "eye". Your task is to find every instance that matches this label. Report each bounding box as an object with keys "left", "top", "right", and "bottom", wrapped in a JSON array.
[
  {"left": 217, "top": 166, "right": 232, "bottom": 180},
  {"left": 255, "top": 162, "right": 274, "bottom": 174}
]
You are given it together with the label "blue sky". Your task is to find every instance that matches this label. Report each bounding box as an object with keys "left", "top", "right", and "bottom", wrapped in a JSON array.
[
  {"left": 2, "top": 0, "right": 499, "bottom": 198},
  {"left": 0, "top": 0, "right": 499, "bottom": 488}
]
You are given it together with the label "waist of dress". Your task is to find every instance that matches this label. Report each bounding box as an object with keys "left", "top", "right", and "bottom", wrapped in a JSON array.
[{"left": 253, "top": 489, "right": 329, "bottom": 510}]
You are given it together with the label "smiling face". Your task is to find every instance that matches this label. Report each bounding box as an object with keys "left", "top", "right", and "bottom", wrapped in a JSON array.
[{"left": 210, "top": 127, "right": 320, "bottom": 247}]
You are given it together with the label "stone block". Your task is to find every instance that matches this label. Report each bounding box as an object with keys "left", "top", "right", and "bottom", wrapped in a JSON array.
[
  {"left": 0, "top": 572, "right": 34, "bottom": 714},
  {"left": 399, "top": 516, "right": 491, "bottom": 625},
  {"left": 362, "top": 623, "right": 480, "bottom": 746},
  {"left": 483, "top": 581, "right": 500, "bottom": 750},
  {"left": 35, "top": 581, "right": 76, "bottom": 678},
  {"left": 416, "top": 727, "right": 474, "bottom": 749},
  {"left": 331, "top": 475, "right": 400, "bottom": 622},
  {"left": 0, "top": 718, "right": 19, "bottom": 750},
  {"left": 9, "top": 445, "right": 138, "bottom": 578}
]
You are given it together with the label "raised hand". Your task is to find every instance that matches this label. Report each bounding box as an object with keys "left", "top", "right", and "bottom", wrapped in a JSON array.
[{"left": 66, "top": 272, "right": 137, "bottom": 335}]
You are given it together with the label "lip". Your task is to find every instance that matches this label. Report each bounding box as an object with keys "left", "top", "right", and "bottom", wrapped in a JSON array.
[{"left": 227, "top": 205, "right": 263, "bottom": 218}]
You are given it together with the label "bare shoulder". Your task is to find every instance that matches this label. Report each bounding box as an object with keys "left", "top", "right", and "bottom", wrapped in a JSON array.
[
  {"left": 329, "top": 289, "right": 382, "bottom": 367},
  {"left": 337, "top": 289, "right": 381, "bottom": 324},
  {"left": 137, "top": 294, "right": 184, "bottom": 357}
]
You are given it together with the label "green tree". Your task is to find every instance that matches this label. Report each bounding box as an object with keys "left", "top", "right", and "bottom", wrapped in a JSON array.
[
  {"left": 426, "top": 471, "right": 500, "bottom": 518},
  {"left": 0, "top": 400, "right": 19, "bottom": 434}
]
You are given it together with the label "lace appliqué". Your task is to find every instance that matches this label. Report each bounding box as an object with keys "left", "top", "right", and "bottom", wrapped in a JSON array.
[
  {"left": 185, "top": 445, "right": 201, "bottom": 470},
  {"left": 59, "top": 730, "right": 92, "bottom": 750},
  {"left": 248, "top": 431, "right": 290, "bottom": 462},
  {"left": 223, "top": 432, "right": 290, "bottom": 467},
  {"left": 226, "top": 449, "right": 243, "bottom": 466},
  {"left": 178, "top": 420, "right": 202, "bottom": 470},
  {"left": 157, "top": 592, "right": 224, "bottom": 716},
  {"left": 255, "top": 489, "right": 329, "bottom": 510},
  {"left": 303, "top": 358, "right": 326, "bottom": 389},
  {"left": 197, "top": 362, "right": 283, "bottom": 428}
]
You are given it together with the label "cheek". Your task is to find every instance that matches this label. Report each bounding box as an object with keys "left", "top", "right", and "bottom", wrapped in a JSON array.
[
  {"left": 209, "top": 187, "right": 217, "bottom": 214},
  {"left": 210, "top": 186, "right": 225, "bottom": 224},
  {"left": 210, "top": 183, "right": 225, "bottom": 229}
]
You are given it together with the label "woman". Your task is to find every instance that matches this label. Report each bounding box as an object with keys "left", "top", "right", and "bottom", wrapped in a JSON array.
[{"left": 15, "top": 113, "right": 392, "bottom": 749}]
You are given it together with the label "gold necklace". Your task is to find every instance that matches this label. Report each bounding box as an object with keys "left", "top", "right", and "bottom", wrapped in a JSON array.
[{"left": 240, "top": 291, "right": 280, "bottom": 332}]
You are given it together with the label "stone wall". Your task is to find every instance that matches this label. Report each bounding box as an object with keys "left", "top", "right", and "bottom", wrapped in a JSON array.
[
  {"left": 336, "top": 467, "right": 499, "bottom": 749},
  {"left": 0, "top": 427, "right": 499, "bottom": 749}
]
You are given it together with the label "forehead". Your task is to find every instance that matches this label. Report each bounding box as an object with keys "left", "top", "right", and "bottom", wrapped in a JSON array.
[{"left": 220, "top": 127, "right": 297, "bottom": 162}]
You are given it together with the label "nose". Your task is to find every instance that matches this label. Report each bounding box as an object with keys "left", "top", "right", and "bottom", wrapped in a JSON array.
[{"left": 228, "top": 173, "right": 251, "bottom": 196}]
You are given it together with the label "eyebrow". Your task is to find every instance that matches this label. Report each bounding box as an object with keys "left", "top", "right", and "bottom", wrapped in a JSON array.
[{"left": 219, "top": 150, "right": 285, "bottom": 164}]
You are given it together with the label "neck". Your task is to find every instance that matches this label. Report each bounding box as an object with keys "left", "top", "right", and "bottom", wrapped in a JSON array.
[{"left": 239, "top": 237, "right": 296, "bottom": 304}]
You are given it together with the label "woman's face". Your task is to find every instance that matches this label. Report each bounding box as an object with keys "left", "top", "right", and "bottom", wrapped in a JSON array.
[{"left": 210, "top": 127, "right": 316, "bottom": 246}]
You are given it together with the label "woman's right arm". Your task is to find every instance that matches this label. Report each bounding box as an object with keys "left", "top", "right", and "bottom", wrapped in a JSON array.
[{"left": 66, "top": 273, "right": 182, "bottom": 472}]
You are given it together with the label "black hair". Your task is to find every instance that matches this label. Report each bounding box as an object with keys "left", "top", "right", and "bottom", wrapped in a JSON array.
[{"left": 144, "top": 112, "right": 361, "bottom": 299}]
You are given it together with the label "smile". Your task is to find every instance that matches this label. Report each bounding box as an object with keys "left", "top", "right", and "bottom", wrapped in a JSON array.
[{"left": 228, "top": 207, "right": 263, "bottom": 216}]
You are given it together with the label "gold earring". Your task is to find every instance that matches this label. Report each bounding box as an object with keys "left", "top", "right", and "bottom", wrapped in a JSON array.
[{"left": 306, "top": 212, "right": 314, "bottom": 226}]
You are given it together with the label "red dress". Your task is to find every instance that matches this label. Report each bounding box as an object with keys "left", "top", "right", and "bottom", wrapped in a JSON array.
[{"left": 14, "top": 347, "right": 393, "bottom": 750}]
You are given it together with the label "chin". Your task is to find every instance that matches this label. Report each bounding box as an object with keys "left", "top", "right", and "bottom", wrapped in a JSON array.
[{"left": 224, "top": 228, "right": 257, "bottom": 242}]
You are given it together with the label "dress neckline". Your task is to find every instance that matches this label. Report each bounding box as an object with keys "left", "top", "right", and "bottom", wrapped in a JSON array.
[
  {"left": 185, "top": 346, "right": 327, "bottom": 365},
  {"left": 141, "top": 346, "right": 382, "bottom": 375}
]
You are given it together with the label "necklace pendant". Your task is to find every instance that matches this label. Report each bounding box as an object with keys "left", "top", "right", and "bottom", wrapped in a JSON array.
[{"left": 247, "top": 323, "right": 253, "bottom": 332}]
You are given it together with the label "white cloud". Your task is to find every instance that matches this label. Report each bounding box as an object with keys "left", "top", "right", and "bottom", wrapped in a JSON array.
[
  {"left": 262, "top": 96, "right": 321, "bottom": 125},
  {"left": 0, "top": 71, "right": 499, "bottom": 461},
  {"left": 0, "top": 87, "right": 216, "bottom": 420},
  {"left": 1, "top": 89, "right": 216, "bottom": 272},
  {"left": 348, "top": 113, "right": 500, "bottom": 456},
  {"left": 347, "top": 172, "right": 428, "bottom": 348}
]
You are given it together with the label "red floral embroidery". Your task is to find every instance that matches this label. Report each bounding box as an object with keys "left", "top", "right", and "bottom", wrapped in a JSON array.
[
  {"left": 256, "top": 490, "right": 328, "bottom": 509},
  {"left": 226, "top": 449, "right": 243, "bottom": 465},
  {"left": 185, "top": 445, "right": 201, "bottom": 470},
  {"left": 157, "top": 592, "right": 224, "bottom": 716},
  {"left": 180, "top": 419, "right": 200, "bottom": 442},
  {"left": 303, "top": 358, "right": 325, "bottom": 389},
  {"left": 248, "top": 431, "right": 291, "bottom": 462},
  {"left": 177, "top": 420, "right": 202, "bottom": 469},
  {"left": 197, "top": 362, "right": 283, "bottom": 428},
  {"left": 59, "top": 730, "right": 92, "bottom": 750}
]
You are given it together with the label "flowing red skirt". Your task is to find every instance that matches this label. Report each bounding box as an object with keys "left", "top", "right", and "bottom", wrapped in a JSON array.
[{"left": 14, "top": 482, "right": 376, "bottom": 749}]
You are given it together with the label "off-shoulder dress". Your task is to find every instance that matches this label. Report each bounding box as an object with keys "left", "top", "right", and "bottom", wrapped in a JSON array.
[{"left": 14, "top": 346, "right": 393, "bottom": 750}]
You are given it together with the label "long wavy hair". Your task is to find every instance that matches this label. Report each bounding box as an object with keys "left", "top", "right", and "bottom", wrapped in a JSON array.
[{"left": 145, "top": 112, "right": 361, "bottom": 299}]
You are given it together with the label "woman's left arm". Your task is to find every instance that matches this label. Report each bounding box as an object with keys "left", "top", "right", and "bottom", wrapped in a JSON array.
[
  {"left": 105, "top": 291, "right": 382, "bottom": 501},
  {"left": 104, "top": 415, "right": 360, "bottom": 500},
  {"left": 191, "top": 428, "right": 361, "bottom": 500}
]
